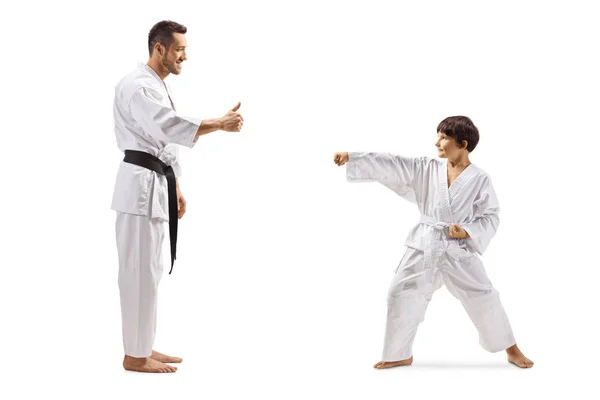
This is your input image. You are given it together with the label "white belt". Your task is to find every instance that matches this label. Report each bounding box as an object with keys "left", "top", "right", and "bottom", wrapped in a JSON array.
[
  {"left": 419, "top": 215, "right": 451, "bottom": 230},
  {"left": 418, "top": 215, "right": 471, "bottom": 271}
]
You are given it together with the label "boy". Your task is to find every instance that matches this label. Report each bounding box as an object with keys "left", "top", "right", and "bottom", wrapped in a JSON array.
[{"left": 333, "top": 116, "right": 533, "bottom": 369}]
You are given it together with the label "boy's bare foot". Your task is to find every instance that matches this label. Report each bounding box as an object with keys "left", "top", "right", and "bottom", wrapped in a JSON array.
[
  {"left": 123, "top": 355, "right": 177, "bottom": 373},
  {"left": 150, "top": 350, "right": 182, "bottom": 363},
  {"left": 506, "top": 344, "right": 534, "bottom": 368},
  {"left": 374, "top": 356, "right": 414, "bottom": 369}
]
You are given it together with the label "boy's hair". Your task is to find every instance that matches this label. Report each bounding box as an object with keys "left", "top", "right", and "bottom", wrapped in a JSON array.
[
  {"left": 148, "top": 20, "right": 187, "bottom": 57},
  {"left": 437, "top": 116, "right": 479, "bottom": 152}
]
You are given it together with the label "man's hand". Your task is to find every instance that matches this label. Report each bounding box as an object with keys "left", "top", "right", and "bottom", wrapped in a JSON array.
[
  {"left": 195, "top": 102, "right": 244, "bottom": 140},
  {"left": 221, "top": 102, "right": 244, "bottom": 132},
  {"left": 448, "top": 224, "right": 469, "bottom": 239},
  {"left": 334, "top": 152, "right": 349, "bottom": 166},
  {"left": 176, "top": 180, "right": 186, "bottom": 219}
]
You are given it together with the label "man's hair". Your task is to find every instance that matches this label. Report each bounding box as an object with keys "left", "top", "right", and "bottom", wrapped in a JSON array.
[
  {"left": 148, "top": 20, "right": 187, "bottom": 56},
  {"left": 437, "top": 116, "right": 480, "bottom": 152}
]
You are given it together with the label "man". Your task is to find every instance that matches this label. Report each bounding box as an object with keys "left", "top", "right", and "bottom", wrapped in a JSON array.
[
  {"left": 111, "top": 20, "right": 244, "bottom": 373},
  {"left": 333, "top": 116, "right": 533, "bottom": 369}
]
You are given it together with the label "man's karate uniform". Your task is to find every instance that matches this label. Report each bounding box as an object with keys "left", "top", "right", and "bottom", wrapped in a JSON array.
[
  {"left": 346, "top": 152, "right": 516, "bottom": 361},
  {"left": 111, "top": 63, "right": 201, "bottom": 357}
]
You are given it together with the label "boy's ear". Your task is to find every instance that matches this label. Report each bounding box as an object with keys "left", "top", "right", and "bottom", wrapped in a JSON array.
[{"left": 460, "top": 140, "right": 468, "bottom": 149}]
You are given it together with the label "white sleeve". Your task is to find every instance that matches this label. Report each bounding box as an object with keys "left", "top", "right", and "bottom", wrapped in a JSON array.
[
  {"left": 462, "top": 176, "right": 500, "bottom": 255},
  {"left": 345, "top": 152, "right": 424, "bottom": 203},
  {"left": 129, "top": 87, "right": 201, "bottom": 148}
]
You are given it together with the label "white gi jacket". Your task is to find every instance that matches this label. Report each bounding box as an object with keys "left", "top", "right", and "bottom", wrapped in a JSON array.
[
  {"left": 111, "top": 63, "right": 202, "bottom": 222},
  {"left": 346, "top": 152, "right": 501, "bottom": 268}
]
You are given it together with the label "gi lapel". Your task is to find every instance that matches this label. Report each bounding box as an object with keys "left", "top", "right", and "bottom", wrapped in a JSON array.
[
  {"left": 448, "top": 163, "right": 476, "bottom": 207},
  {"left": 438, "top": 159, "right": 454, "bottom": 223},
  {"left": 163, "top": 82, "right": 176, "bottom": 111}
]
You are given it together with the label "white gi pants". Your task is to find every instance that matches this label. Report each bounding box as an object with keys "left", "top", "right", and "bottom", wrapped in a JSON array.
[
  {"left": 382, "top": 246, "right": 516, "bottom": 361},
  {"left": 115, "top": 211, "right": 166, "bottom": 358}
]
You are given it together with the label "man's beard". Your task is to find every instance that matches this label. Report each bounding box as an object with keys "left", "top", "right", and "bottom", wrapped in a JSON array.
[{"left": 161, "top": 56, "right": 179, "bottom": 74}]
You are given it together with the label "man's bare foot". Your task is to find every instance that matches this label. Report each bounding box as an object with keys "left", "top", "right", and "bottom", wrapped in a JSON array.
[
  {"left": 150, "top": 350, "right": 183, "bottom": 363},
  {"left": 374, "top": 356, "right": 414, "bottom": 369},
  {"left": 506, "top": 344, "right": 534, "bottom": 368},
  {"left": 123, "top": 355, "right": 177, "bottom": 373}
]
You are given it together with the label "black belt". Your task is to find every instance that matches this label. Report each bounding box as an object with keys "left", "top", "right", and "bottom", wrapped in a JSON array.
[{"left": 123, "top": 150, "right": 178, "bottom": 274}]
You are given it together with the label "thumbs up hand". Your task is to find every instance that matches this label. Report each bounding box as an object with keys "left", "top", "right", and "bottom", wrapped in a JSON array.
[{"left": 221, "top": 102, "right": 244, "bottom": 132}]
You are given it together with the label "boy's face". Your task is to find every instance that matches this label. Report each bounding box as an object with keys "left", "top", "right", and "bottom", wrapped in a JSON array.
[{"left": 435, "top": 131, "right": 467, "bottom": 159}]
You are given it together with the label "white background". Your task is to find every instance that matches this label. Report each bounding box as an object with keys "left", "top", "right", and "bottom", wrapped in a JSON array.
[{"left": 2, "top": 0, "right": 599, "bottom": 398}]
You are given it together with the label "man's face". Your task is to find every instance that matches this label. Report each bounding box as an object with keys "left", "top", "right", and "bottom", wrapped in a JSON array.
[{"left": 160, "top": 33, "right": 187, "bottom": 75}]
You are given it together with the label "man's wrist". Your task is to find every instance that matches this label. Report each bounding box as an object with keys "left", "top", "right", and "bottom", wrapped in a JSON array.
[{"left": 214, "top": 117, "right": 224, "bottom": 131}]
